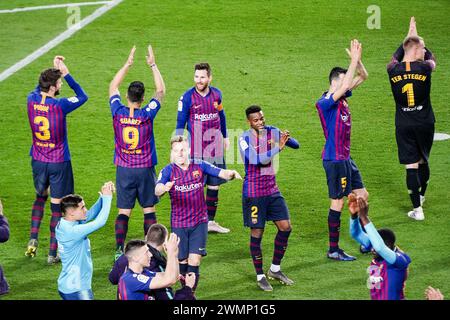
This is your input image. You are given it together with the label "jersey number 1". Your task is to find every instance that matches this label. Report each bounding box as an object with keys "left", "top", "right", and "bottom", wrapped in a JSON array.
[{"left": 401, "top": 83, "right": 415, "bottom": 107}]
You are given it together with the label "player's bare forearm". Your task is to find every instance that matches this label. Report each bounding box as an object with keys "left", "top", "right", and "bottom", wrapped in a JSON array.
[
  {"left": 350, "top": 61, "right": 368, "bottom": 90},
  {"left": 109, "top": 65, "right": 130, "bottom": 97},
  {"left": 219, "top": 169, "right": 242, "bottom": 181},
  {"left": 154, "top": 183, "right": 167, "bottom": 197},
  {"left": 150, "top": 64, "right": 166, "bottom": 103}
]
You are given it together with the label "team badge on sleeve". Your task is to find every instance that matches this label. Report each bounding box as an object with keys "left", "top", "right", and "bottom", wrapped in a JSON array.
[
  {"left": 137, "top": 274, "right": 150, "bottom": 284},
  {"left": 68, "top": 97, "right": 79, "bottom": 103},
  {"left": 149, "top": 101, "right": 158, "bottom": 110},
  {"left": 178, "top": 100, "right": 183, "bottom": 112},
  {"left": 239, "top": 137, "right": 249, "bottom": 151}
]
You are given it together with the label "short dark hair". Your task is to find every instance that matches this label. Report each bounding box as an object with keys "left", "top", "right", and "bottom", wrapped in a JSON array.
[
  {"left": 378, "top": 228, "right": 396, "bottom": 250},
  {"left": 329, "top": 67, "right": 347, "bottom": 84},
  {"left": 39, "top": 68, "right": 62, "bottom": 92},
  {"left": 403, "top": 36, "right": 423, "bottom": 51},
  {"left": 245, "top": 105, "right": 262, "bottom": 118},
  {"left": 195, "top": 62, "right": 211, "bottom": 76},
  {"left": 145, "top": 224, "right": 168, "bottom": 246},
  {"left": 60, "top": 194, "right": 83, "bottom": 216},
  {"left": 127, "top": 81, "right": 145, "bottom": 103},
  {"left": 124, "top": 239, "right": 147, "bottom": 258}
]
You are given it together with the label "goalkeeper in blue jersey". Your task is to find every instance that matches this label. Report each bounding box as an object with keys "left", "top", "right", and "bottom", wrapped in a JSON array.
[
  {"left": 348, "top": 194, "right": 411, "bottom": 300},
  {"left": 55, "top": 181, "right": 115, "bottom": 300}
]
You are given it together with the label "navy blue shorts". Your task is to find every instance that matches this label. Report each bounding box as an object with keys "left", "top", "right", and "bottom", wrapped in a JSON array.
[
  {"left": 322, "top": 158, "right": 364, "bottom": 199},
  {"left": 116, "top": 166, "right": 159, "bottom": 209},
  {"left": 200, "top": 158, "right": 227, "bottom": 186},
  {"left": 172, "top": 222, "right": 208, "bottom": 260},
  {"left": 242, "top": 192, "right": 290, "bottom": 228},
  {"left": 31, "top": 160, "right": 74, "bottom": 198}
]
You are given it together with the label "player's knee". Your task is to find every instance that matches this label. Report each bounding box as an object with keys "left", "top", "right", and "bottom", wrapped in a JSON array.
[
  {"left": 188, "top": 254, "right": 201, "bottom": 266},
  {"left": 330, "top": 199, "right": 344, "bottom": 211},
  {"left": 118, "top": 209, "right": 132, "bottom": 216},
  {"left": 276, "top": 221, "right": 291, "bottom": 232},
  {"left": 50, "top": 197, "right": 62, "bottom": 204},
  {"left": 251, "top": 228, "right": 264, "bottom": 238},
  {"left": 37, "top": 189, "right": 49, "bottom": 197},
  {"left": 143, "top": 206, "right": 155, "bottom": 213}
]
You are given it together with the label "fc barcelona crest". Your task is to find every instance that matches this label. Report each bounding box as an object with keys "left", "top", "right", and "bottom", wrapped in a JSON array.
[{"left": 193, "top": 170, "right": 200, "bottom": 178}]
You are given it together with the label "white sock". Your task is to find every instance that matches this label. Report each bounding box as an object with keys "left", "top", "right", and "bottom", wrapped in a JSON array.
[
  {"left": 270, "top": 264, "right": 280, "bottom": 273},
  {"left": 256, "top": 274, "right": 265, "bottom": 281}
]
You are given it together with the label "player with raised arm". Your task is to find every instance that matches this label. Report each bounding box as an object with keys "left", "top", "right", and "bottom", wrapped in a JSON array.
[
  {"left": 348, "top": 194, "right": 411, "bottom": 300},
  {"left": 25, "top": 56, "right": 88, "bottom": 264},
  {"left": 155, "top": 135, "right": 241, "bottom": 292},
  {"left": 315, "top": 39, "right": 369, "bottom": 261},
  {"left": 109, "top": 45, "right": 166, "bottom": 260},
  {"left": 118, "top": 234, "right": 181, "bottom": 300},
  {"left": 239, "top": 105, "right": 300, "bottom": 291},
  {"left": 387, "top": 17, "right": 437, "bottom": 221},
  {"left": 176, "top": 63, "right": 230, "bottom": 234},
  {"left": 56, "top": 181, "right": 114, "bottom": 300}
]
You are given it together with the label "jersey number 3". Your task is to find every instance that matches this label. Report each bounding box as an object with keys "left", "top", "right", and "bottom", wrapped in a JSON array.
[{"left": 34, "top": 116, "right": 50, "bottom": 141}]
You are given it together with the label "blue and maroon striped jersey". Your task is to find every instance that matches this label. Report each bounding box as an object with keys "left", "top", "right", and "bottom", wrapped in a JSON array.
[
  {"left": 110, "top": 95, "right": 160, "bottom": 168},
  {"left": 27, "top": 74, "right": 88, "bottom": 163},
  {"left": 118, "top": 268, "right": 156, "bottom": 300},
  {"left": 316, "top": 91, "right": 352, "bottom": 161},
  {"left": 239, "top": 126, "right": 299, "bottom": 198},
  {"left": 157, "top": 160, "right": 221, "bottom": 228},
  {"left": 176, "top": 86, "right": 227, "bottom": 160},
  {"left": 368, "top": 249, "right": 411, "bottom": 300}
]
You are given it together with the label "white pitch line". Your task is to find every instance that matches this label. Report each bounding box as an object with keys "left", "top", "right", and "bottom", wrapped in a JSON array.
[
  {"left": 0, "top": 1, "right": 112, "bottom": 14},
  {"left": 0, "top": 0, "right": 123, "bottom": 82}
]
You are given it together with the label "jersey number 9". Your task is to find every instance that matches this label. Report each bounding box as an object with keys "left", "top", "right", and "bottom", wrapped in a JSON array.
[{"left": 122, "top": 127, "right": 139, "bottom": 149}]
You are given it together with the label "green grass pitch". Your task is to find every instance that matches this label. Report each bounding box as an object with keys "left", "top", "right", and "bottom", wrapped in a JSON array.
[{"left": 0, "top": 0, "right": 449, "bottom": 300}]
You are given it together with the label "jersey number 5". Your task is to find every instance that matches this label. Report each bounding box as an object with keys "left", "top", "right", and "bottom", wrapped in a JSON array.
[
  {"left": 122, "top": 127, "right": 139, "bottom": 149},
  {"left": 34, "top": 116, "right": 50, "bottom": 141},
  {"left": 402, "top": 83, "right": 415, "bottom": 107}
]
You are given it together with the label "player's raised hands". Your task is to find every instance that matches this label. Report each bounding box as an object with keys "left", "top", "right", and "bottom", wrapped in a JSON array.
[
  {"left": 53, "top": 55, "right": 69, "bottom": 76},
  {"left": 425, "top": 286, "right": 444, "bottom": 300},
  {"left": 100, "top": 181, "right": 115, "bottom": 196},
  {"left": 146, "top": 45, "right": 156, "bottom": 66},
  {"left": 407, "top": 16, "right": 418, "bottom": 37},
  {"left": 125, "top": 45, "right": 136, "bottom": 67},
  {"left": 164, "top": 233, "right": 180, "bottom": 257},
  {"left": 347, "top": 193, "right": 358, "bottom": 216},
  {"left": 357, "top": 196, "right": 370, "bottom": 225},
  {"left": 349, "top": 39, "right": 362, "bottom": 62},
  {"left": 53, "top": 55, "right": 64, "bottom": 68},
  {"left": 185, "top": 272, "right": 196, "bottom": 289},
  {"left": 279, "top": 132, "right": 290, "bottom": 150}
]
